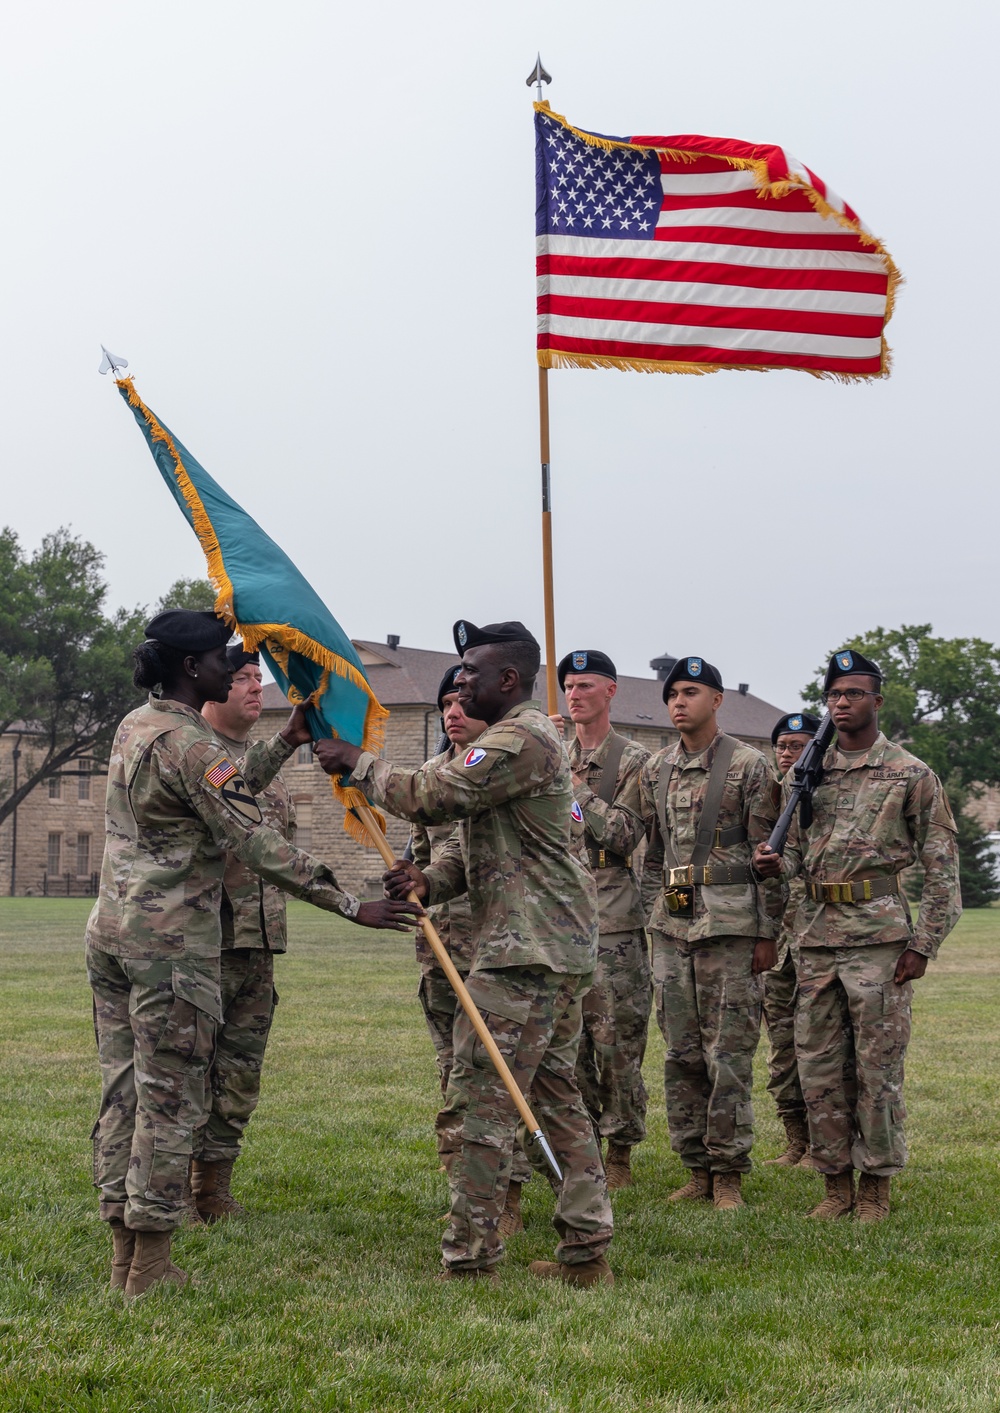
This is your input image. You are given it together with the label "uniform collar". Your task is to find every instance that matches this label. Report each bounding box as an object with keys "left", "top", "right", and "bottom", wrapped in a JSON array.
[
  {"left": 499, "top": 698, "right": 538, "bottom": 723},
  {"left": 569, "top": 727, "right": 614, "bottom": 767},
  {"left": 213, "top": 727, "right": 248, "bottom": 754},
  {"left": 148, "top": 694, "right": 207, "bottom": 726},
  {"left": 828, "top": 730, "right": 888, "bottom": 771},
  {"left": 670, "top": 728, "right": 723, "bottom": 770}
]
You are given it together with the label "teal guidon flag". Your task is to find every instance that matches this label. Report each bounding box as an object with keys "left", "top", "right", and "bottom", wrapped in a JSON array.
[{"left": 116, "top": 377, "right": 387, "bottom": 844}]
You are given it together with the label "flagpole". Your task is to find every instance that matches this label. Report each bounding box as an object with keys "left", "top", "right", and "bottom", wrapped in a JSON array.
[
  {"left": 351, "top": 800, "right": 564, "bottom": 1182},
  {"left": 538, "top": 365, "right": 558, "bottom": 715},
  {"left": 527, "top": 55, "right": 558, "bottom": 715}
]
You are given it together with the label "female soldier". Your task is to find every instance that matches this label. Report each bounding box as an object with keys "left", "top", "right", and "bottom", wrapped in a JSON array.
[{"left": 86, "top": 609, "right": 419, "bottom": 1298}]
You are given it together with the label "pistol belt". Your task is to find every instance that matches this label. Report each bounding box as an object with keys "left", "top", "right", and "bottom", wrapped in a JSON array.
[
  {"left": 666, "top": 864, "right": 751, "bottom": 888},
  {"left": 588, "top": 846, "right": 632, "bottom": 870},
  {"left": 806, "top": 875, "right": 901, "bottom": 904}
]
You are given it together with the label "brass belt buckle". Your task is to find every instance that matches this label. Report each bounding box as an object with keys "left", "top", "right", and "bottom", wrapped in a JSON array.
[{"left": 598, "top": 849, "right": 606, "bottom": 869}]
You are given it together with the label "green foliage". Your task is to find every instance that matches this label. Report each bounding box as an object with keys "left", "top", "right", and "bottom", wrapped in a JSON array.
[
  {"left": 952, "top": 786, "right": 1000, "bottom": 908},
  {"left": 2, "top": 902, "right": 1000, "bottom": 1412},
  {"left": 0, "top": 527, "right": 147, "bottom": 826},
  {"left": 155, "top": 576, "right": 217, "bottom": 614},
  {"left": 804, "top": 624, "right": 1000, "bottom": 788}
]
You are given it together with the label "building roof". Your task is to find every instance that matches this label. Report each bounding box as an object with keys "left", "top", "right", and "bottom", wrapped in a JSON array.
[{"left": 260, "top": 639, "right": 788, "bottom": 740}]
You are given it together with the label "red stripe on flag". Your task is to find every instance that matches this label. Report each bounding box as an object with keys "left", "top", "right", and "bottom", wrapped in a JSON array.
[
  {"left": 537, "top": 253, "right": 889, "bottom": 296},
  {"left": 539, "top": 294, "right": 884, "bottom": 339},
  {"left": 537, "top": 332, "right": 883, "bottom": 375},
  {"left": 653, "top": 225, "right": 871, "bottom": 251}
]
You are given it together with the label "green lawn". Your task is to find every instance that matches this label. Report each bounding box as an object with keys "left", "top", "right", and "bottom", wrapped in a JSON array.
[{"left": 1, "top": 900, "right": 998, "bottom": 1412}]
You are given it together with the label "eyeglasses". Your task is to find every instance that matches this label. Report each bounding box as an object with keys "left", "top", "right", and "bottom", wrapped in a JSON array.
[
  {"left": 824, "top": 688, "right": 878, "bottom": 704},
  {"left": 775, "top": 741, "right": 807, "bottom": 754}
]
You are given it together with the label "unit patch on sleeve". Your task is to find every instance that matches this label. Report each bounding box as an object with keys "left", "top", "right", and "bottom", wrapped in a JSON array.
[{"left": 205, "top": 759, "right": 239, "bottom": 788}]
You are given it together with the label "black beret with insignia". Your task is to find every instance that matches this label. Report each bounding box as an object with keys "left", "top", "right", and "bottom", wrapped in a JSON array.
[
  {"left": 661, "top": 655, "right": 724, "bottom": 699},
  {"left": 226, "top": 642, "right": 260, "bottom": 672},
  {"left": 453, "top": 619, "right": 539, "bottom": 657},
  {"left": 436, "top": 664, "right": 463, "bottom": 712},
  {"left": 823, "top": 648, "right": 884, "bottom": 693},
  {"left": 557, "top": 649, "right": 617, "bottom": 691},
  {"left": 771, "top": 711, "right": 822, "bottom": 746},
  {"left": 144, "top": 609, "right": 231, "bottom": 653}
]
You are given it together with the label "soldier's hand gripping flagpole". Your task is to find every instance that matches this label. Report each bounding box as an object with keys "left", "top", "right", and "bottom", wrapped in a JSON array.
[{"left": 352, "top": 799, "right": 564, "bottom": 1182}]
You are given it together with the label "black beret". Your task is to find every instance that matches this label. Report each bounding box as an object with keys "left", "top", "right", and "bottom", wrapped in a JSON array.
[
  {"left": 226, "top": 642, "right": 260, "bottom": 672},
  {"left": 143, "top": 609, "right": 231, "bottom": 653},
  {"left": 661, "top": 655, "right": 724, "bottom": 699},
  {"left": 436, "top": 664, "right": 463, "bottom": 712},
  {"left": 823, "top": 648, "right": 884, "bottom": 693},
  {"left": 557, "top": 649, "right": 617, "bottom": 691},
  {"left": 771, "top": 711, "right": 822, "bottom": 746},
  {"left": 453, "top": 619, "right": 539, "bottom": 657}
]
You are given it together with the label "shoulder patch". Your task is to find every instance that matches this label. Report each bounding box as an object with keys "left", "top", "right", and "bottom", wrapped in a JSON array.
[
  {"left": 464, "top": 747, "right": 487, "bottom": 768},
  {"left": 571, "top": 800, "right": 584, "bottom": 823},
  {"left": 205, "top": 759, "right": 239, "bottom": 788}
]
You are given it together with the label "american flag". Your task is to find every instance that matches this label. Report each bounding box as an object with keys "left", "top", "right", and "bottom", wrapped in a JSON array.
[
  {"left": 204, "top": 759, "right": 238, "bottom": 788},
  {"left": 535, "top": 105, "right": 899, "bottom": 379}
]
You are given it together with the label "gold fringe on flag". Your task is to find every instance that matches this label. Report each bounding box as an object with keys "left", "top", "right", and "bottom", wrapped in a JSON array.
[{"left": 117, "top": 377, "right": 388, "bottom": 846}]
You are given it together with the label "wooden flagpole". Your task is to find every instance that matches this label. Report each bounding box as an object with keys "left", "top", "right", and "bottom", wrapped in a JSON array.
[
  {"left": 538, "top": 365, "right": 558, "bottom": 715},
  {"left": 351, "top": 799, "right": 564, "bottom": 1182}
]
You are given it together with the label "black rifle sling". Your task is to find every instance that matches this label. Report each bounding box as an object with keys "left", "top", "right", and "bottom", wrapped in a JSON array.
[
  {"left": 655, "top": 735, "right": 739, "bottom": 872},
  {"left": 596, "top": 732, "right": 629, "bottom": 807}
]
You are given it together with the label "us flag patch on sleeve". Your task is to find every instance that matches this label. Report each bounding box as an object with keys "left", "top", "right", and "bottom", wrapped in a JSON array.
[{"left": 205, "top": 759, "right": 239, "bottom": 788}]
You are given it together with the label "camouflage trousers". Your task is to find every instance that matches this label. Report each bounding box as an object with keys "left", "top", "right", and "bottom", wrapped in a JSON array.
[
  {"left": 576, "top": 930, "right": 651, "bottom": 1148},
  {"left": 195, "top": 948, "right": 278, "bottom": 1163},
  {"left": 795, "top": 943, "right": 911, "bottom": 1176},
  {"left": 440, "top": 966, "right": 613, "bottom": 1271},
  {"left": 651, "top": 931, "right": 763, "bottom": 1174},
  {"left": 762, "top": 943, "right": 806, "bottom": 1121},
  {"left": 418, "top": 968, "right": 533, "bottom": 1185},
  {"left": 87, "top": 943, "right": 217, "bottom": 1232}
]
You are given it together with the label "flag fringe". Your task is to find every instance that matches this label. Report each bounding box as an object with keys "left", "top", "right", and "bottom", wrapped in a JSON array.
[
  {"left": 537, "top": 349, "right": 888, "bottom": 382},
  {"left": 117, "top": 376, "right": 388, "bottom": 848}
]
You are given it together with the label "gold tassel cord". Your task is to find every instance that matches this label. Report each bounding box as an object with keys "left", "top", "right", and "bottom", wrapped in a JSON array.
[
  {"left": 117, "top": 377, "right": 389, "bottom": 846},
  {"left": 537, "top": 349, "right": 889, "bottom": 382}
]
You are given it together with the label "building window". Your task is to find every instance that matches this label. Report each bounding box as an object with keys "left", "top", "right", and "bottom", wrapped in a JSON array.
[
  {"left": 296, "top": 744, "right": 312, "bottom": 765},
  {"left": 48, "top": 775, "right": 61, "bottom": 800},
  {"left": 77, "top": 834, "right": 91, "bottom": 877},
  {"left": 47, "top": 833, "right": 61, "bottom": 875},
  {"left": 78, "top": 770, "right": 91, "bottom": 801}
]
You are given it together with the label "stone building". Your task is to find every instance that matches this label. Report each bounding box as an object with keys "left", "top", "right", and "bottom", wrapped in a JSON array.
[
  {"left": 0, "top": 728, "right": 104, "bottom": 897},
  {"left": 0, "top": 639, "right": 787, "bottom": 899}
]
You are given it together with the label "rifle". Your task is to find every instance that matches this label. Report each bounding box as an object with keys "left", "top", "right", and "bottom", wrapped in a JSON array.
[{"left": 766, "top": 711, "right": 836, "bottom": 855}]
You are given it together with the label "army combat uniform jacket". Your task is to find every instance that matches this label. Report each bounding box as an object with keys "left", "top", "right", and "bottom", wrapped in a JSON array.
[
  {"left": 780, "top": 733, "right": 961, "bottom": 958},
  {"left": 350, "top": 699, "right": 598, "bottom": 975},
  {"left": 408, "top": 744, "right": 476, "bottom": 976},
  {"left": 86, "top": 697, "right": 361, "bottom": 1018},
  {"left": 214, "top": 727, "right": 297, "bottom": 954},
  {"left": 637, "top": 731, "right": 783, "bottom": 941},
  {"left": 568, "top": 730, "right": 648, "bottom": 934}
]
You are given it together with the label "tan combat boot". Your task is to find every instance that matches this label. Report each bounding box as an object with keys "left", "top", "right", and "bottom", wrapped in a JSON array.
[
  {"left": 713, "top": 1172, "right": 745, "bottom": 1211},
  {"left": 528, "top": 1255, "right": 614, "bottom": 1288},
  {"left": 123, "top": 1231, "right": 188, "bottom": 1299},
  {"left": 190, "top": 1159, "right": 245, "bottom": 1222},
  {"left": 807, "top": 1171, "right": 855, "bottom": 1219},
  {"left": 764, "top": 1116, "right": 809, "bottom": 1168},
  {"left": 855, "top": 1173, "right": 891, "bottom": 1223},
  {"left": 668, "top": 1167, "right": 712, "bottom": 1202},
  {"left": 180, "top": 1160, "right": 206, "bottom": 1227},
  {"left": 605, "top": 1143, "right": 634, "bottom": 1192},
  {"left": 436, "top": 1267, "right": 500, "bottom": 1284},
  {"left": 109, "top": 1221, "right": 135, "bottom": 1292},
  {"left": 498, "top": 1181, "right": 524, "bottom": 1238}
]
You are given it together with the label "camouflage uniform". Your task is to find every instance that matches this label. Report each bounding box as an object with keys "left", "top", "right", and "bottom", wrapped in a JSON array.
[
  {"left": 634, "top": 732, "right": 782, "bottom": 1173},
  {"left": 87, "top": 696, "right": 361, "bottom": 1232},
  {"left": 762, "top": 871, "right": 808, "bottom": 1123},
  {"left": 351, "top": 698, "right": 612, "bottom": 1271},
  {"left": 568, "top": 730, "right": 651, "bottom": 1148},
  {"left": 194, "top": 727, "right": 296, "bottom": 1164},
  {"left": 781, "top": 733, "right": 961, "bottom": 1175}
]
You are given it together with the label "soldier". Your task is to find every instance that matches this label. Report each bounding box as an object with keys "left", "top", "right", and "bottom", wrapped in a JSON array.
[
  {"left": 636, "top": 657, "right": 782, "bottom": 1211},
  {"left": 315, "top": 620, "right": 614, "bottom": 1287},
  {"left": 762, "top": 711, "right": 821, "bottom": 1168},
  {"left": 755, "top": 649, "right": 961, "bottom": 1222},
  {"left": 87, "top": 610, "right": 420, "bottom": 1297},
  {"left": 189, "top": 642, "right": 294, "bottom": 1221},
  {"left": 554, "top": 648, "right": 651, "bottom": 1192}
]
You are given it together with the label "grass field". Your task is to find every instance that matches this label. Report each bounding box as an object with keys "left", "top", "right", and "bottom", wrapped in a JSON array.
[{"left": 1, "top": 900, "right": 999, "bottom": 1412}]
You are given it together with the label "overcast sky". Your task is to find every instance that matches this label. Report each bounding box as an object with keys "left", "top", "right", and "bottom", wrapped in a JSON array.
[{"left": 2, "top": 0, "right": 996, "bottom": 712}]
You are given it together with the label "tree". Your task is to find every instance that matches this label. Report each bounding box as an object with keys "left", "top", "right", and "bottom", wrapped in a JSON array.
[
  {"left": 804, "top": 625, "right": 1000, "bottom": 906},
  {"left": 0, "top": 528, "right": 146, "bottom": 827},
  {"left": 155, "top": 577, "right": 217, "bottom": 613}
]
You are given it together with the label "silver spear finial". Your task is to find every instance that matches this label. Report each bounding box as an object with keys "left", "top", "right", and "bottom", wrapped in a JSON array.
[
  {"left": 526, "top": 54, "right": 552, "bottom": 102},
  {"left": 98, "top": 345, "right": 129, "bottom": 376}
]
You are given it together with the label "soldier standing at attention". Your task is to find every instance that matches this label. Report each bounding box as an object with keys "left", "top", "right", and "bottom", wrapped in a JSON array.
[
  {"left": 86, "top": 611, "right": 420, "bottom": 1297},
  {"left": 755, "top": 649, "right": 961, "bottom": 1221},
  {"left": 761, "top": 711, "right": 821, "bottom": 1168},
  {"left": 190, "top": 642, "right": 295, "bottom": 1221},
  {"left": 315, "top": 620, "right": 613, "bottom": 1287},
  {"left": 554, "top": 649, "right": 651, "bottom": 1193},
  {"left": 637, "top": 657, "right": 783, "bottom": 1211}
]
